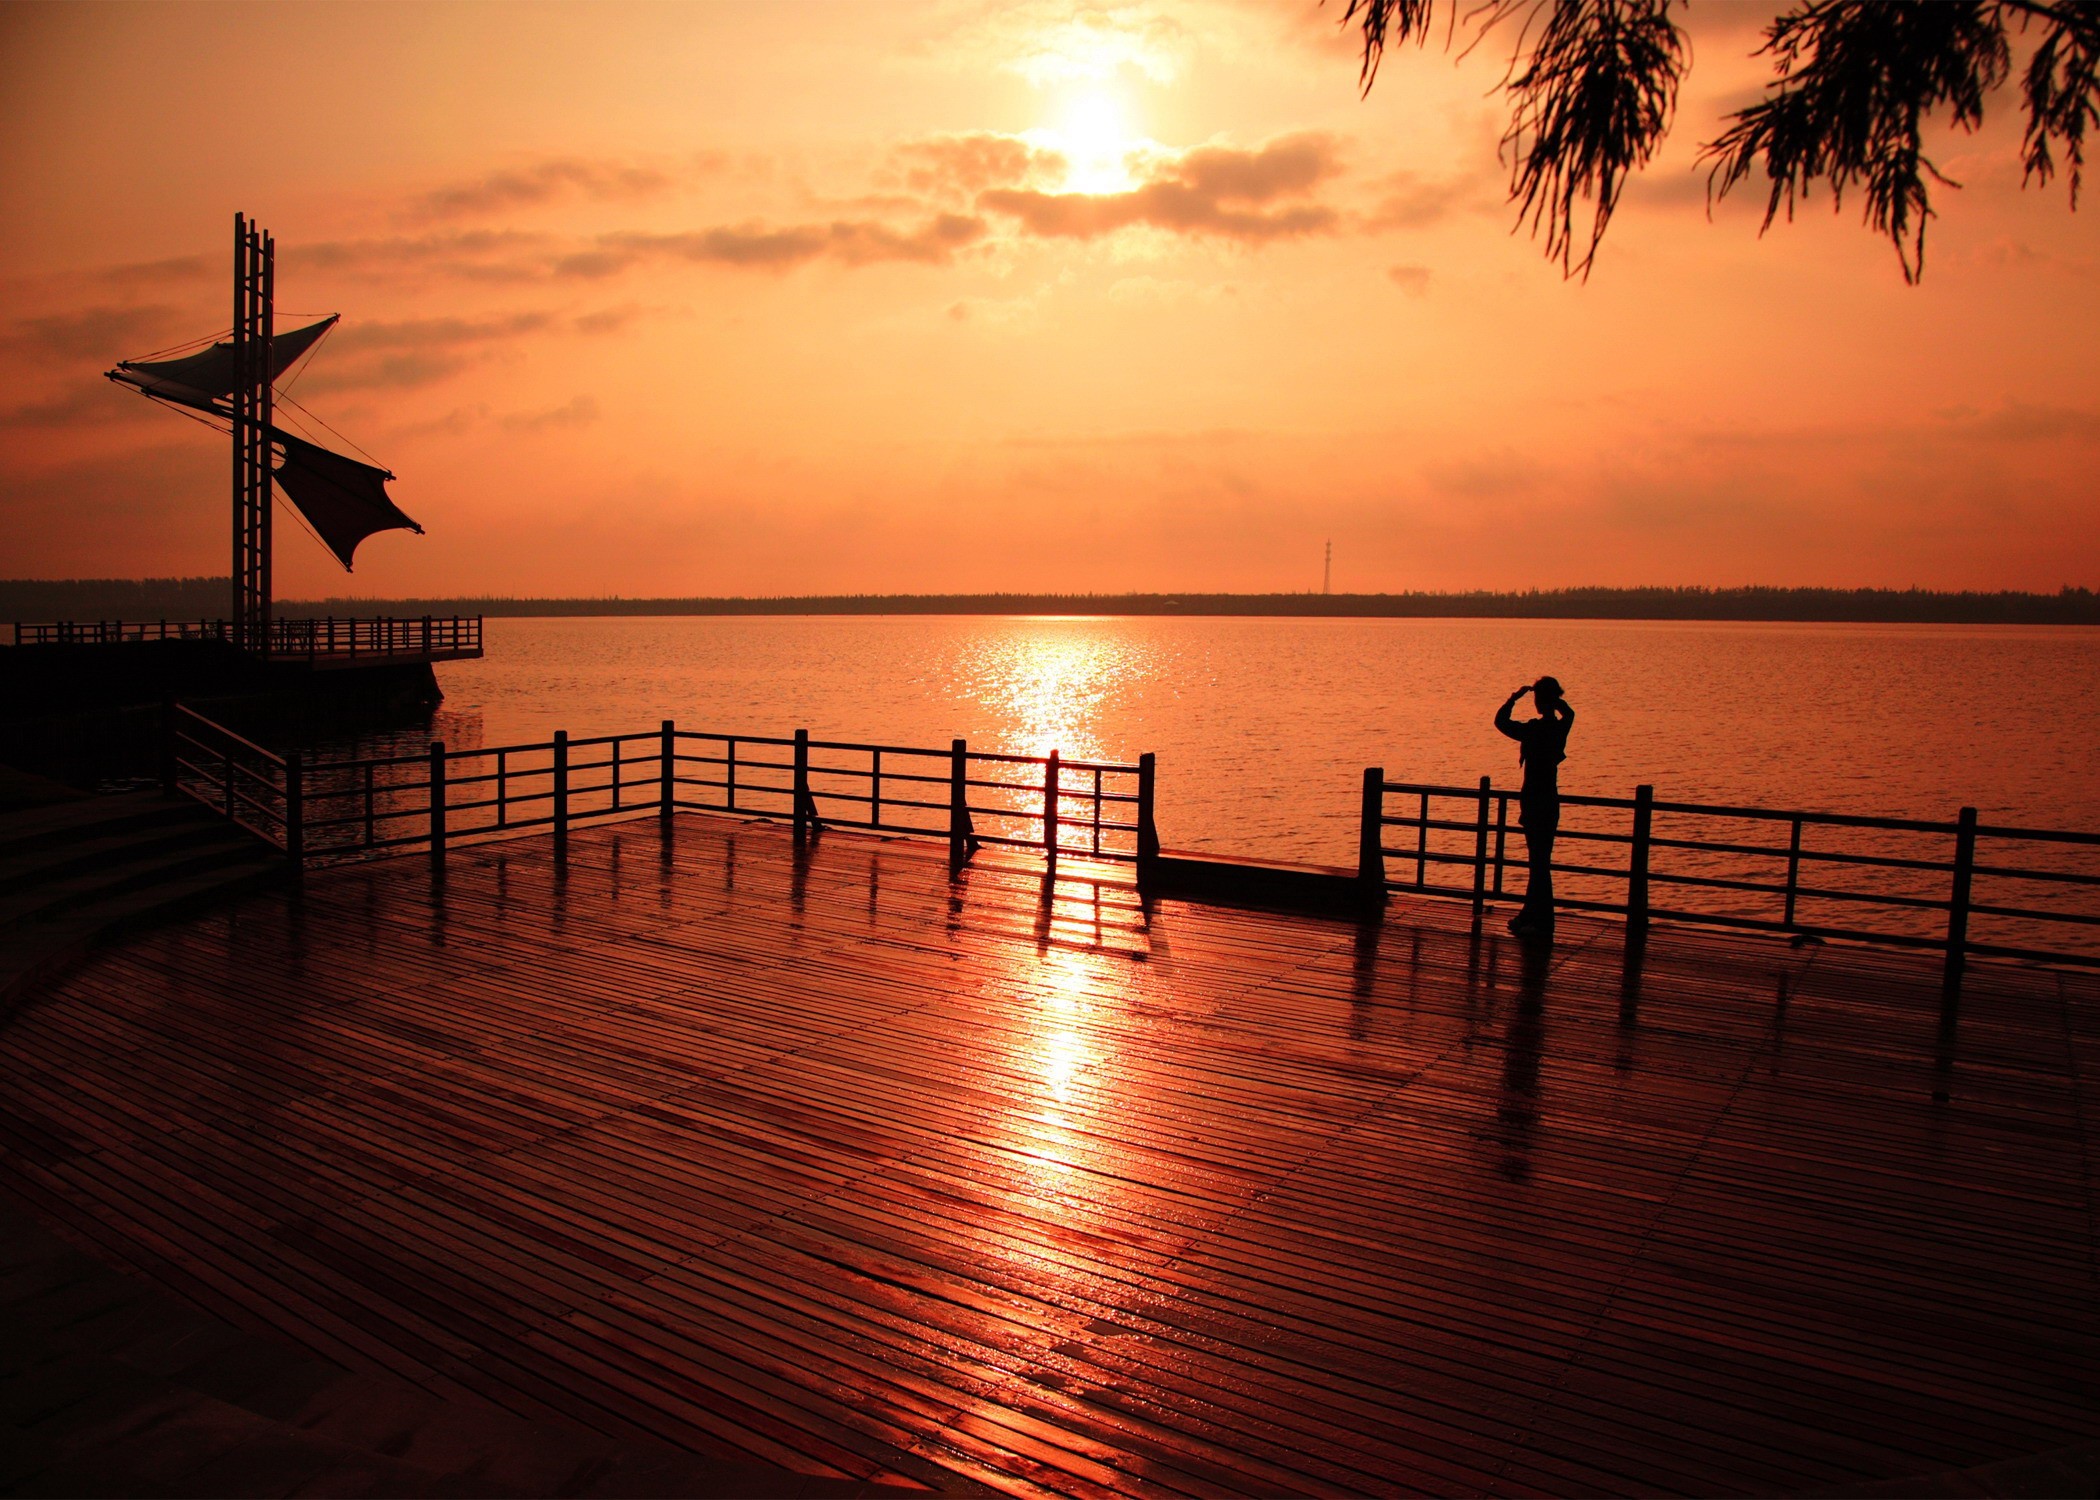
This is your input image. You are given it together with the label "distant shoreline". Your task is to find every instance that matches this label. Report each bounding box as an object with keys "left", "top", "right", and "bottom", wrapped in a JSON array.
[{"left": 4, "top": 582, "right": 2097, "bottom": 626}]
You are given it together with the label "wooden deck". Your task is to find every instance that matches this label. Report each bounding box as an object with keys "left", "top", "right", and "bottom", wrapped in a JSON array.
[{"left": 2, "top": 814, "right": 2094, "bottom": 1497}]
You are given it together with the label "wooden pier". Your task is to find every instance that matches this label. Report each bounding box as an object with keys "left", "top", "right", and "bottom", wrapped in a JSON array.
[{"left": 2, "top": 813, "right": 2094, "bottom": 1497}]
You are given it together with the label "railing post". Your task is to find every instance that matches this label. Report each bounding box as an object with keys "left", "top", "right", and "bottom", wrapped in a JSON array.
[
  {"left": 949, "top": 739, "right": 975, "bottom": 865},
  {"left": 1943, "top": 806, "right": 1977, "bottom": 994},
  {"left": 660, "top": 719, "right": 675, "bottom": 827},
  {"left": 1471, "top": 775, "right": 1491, "bottom": 915},
  {"left": 422, "top": 614, "right": 432, "bottom": 655},
  {"left": 871, "top": 748, "right": 883, "bottom": 830},
  {"left": 224, "top": 745, "right": 236, "bottom": 821},
  {"left": 553, "top": 730, "right": 569, "bottom": 863},
  {"left": 793, "top": 728, "right": 813, "bottom": 842},
  {"left": 1136, "top": 753, "right": 1160, "bottom": 889},
  {"left": 160, "top": 698, "right": 178, "bottom": 799},
  {"left": 1043, "top": 749, "right": 1060, "bottom": 866},
  {"left": 726, "top": 737, "right": 737, "bottom": 811},
  {"left": 429, "top": 741, "right": 447, "bottom": 869},
  {"left": 1358, "top": 767, "right": 1386, "bottom": 908},
  {"left": 496, "top": 749, "right": 508, "bottom": 829},
  {"left": 1783, "top": 817, "right": 1803, "bottom": 930},
  {"left": 1628, "top": 784, "right": 1653, "bottom": 936},
  {"left": 284, "top": 750, "right": 304, "bottom": 870}
]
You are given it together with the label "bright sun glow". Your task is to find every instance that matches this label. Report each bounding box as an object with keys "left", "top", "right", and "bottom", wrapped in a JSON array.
[{"left": 1043, "top": 89, "right": 1142, "bottom": 195}]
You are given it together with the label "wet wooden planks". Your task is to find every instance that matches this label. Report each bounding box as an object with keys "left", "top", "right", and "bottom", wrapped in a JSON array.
[{"left": 1, "top": 813, "right": 2094, "bottom": 1497}]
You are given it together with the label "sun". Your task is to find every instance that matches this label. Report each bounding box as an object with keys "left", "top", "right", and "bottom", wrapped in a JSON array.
[{"left": 1040, "top": 88, "right": 1143, "bottom": 195}]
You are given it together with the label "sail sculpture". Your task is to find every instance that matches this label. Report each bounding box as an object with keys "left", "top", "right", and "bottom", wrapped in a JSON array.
[{"left": 105, "top": 215, "right": 423, "bottom": 644}]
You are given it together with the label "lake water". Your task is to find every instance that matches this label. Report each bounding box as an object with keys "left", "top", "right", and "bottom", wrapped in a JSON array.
[
  {"left": 382, "top": 615, "right": 2099, "bottom": 856},
  {"left": 319, "top": 615, "right": 2099, "bottom": 956}
]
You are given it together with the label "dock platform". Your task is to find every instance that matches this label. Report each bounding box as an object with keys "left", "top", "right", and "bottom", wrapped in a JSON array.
[{"left": 1, "top": 814, "right": 2093, "bottom": 1496}]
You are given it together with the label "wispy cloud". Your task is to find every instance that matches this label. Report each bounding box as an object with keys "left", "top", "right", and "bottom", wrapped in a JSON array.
[
  {"left": 888, "top": 132, "right": 1067, "bottom": 201},
  {"left": 556, "top": 213, "right": 990, "bottom": 275},
  {"left": 980, "top": 132, "right": 1344, "bottom": 243},
  {"left": 1387, "top": 263, "right": 1431, "bottom": 295},
  {"left": 401, "top": 156, "right": 690, "bottom": 222},
  {"left": 501, "top": 395, "right": 600, "bottom": 432}
]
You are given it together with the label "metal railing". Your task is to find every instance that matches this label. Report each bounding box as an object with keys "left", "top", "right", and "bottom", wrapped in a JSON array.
[
  {"left": 167, "top": 703, "right": 291, "bottom": 851},
  {"left": 176, "top": 708, "right": 1159, "bottom": 877},
  {"left": 1361, "top": 771, "right": 2100, "bottom": 980},
  {"left": 162, "top": 699, "right": 2098, "bottom": 981},
  {"left": 13, "top": 616, "right": 483, "bottom": 662}
]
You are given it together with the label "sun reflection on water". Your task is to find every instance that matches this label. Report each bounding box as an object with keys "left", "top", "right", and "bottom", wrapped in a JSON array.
[{"left": 959, "top": 621, "right": 1148, "bottom": 763}]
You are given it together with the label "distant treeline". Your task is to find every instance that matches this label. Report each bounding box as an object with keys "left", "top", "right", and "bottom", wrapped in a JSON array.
[{"left": 5, "top": 580, "right": 2098, "bottom": 625}]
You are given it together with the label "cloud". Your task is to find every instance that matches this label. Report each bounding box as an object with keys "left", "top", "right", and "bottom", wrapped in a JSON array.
[
  {"left": 1365, "top": 167, "right": 1493, "bottom": 229},
  {"left": 572, "top": 304, "right": 649, "bottom": 336},
  {"left": 330, "top": 312, "right": 555, "bottom": 352},
  {"left": 1387, "top": 263, "right": 1431, "bottom": 295},
  {"left": 288, "top": 311, "right": 553, "bottom": 394},
  {"left": 295, "top": 350, "right": 482, "bottom": 394},
  {"left": 0, "top": 386, "right": 139, "bottom": 431},
  {"left": 938, "top": 3, "right": 1186, "bottom": 85},
  {"left": 403, "top": 157, "right": 679, "bottom": 222},
  {"left": 557, "top": 213, "right": 989, "bottom": 276},
  {"left": 979, "top": 132, "right": 1344, "bottom": 243},
  {"left": 1940, "top": 401, "right": 2100, "bottom": 443},
  {"left": 501, "top": 395, "right": 601, "bottom": 432},
  {"left": 290, "top": 230, "right": 557, "bottom": 284},
  {"left": 0, "top": 305, "right": 187, "bottom": 363},
  {"left": 889, "top": 132, "right": 1067, "bottom": 200}
]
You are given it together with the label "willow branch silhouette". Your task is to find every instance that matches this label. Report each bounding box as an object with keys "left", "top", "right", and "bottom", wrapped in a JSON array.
[{"left": 1341, "top": 0, "right": 2100, "bottom": 280}]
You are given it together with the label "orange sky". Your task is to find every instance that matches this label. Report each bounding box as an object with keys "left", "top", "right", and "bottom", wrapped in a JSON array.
[{"left": 2, "top": 0, "right": 2095, "bottom": 598}]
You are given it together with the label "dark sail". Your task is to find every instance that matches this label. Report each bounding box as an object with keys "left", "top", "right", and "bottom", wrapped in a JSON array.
[
  {"left": 271, "top": 430, "right": 422, "bottom": 572},
  {"left": 112, "top": 316, "right": 338, "bottom": 412}
]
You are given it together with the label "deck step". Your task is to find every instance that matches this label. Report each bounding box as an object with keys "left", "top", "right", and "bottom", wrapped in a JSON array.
[
  {"left": 0, "top": 793, "right": 207, "bottom": 860},
  {"left": 0, "top": 1213, "right": 919, "bottom": 1498},
  {"left": 0, "top": 821, "right": 267, "bottom": 897},
  {"left": 0, "top": 835, "right": 272, "bottom": 930}
]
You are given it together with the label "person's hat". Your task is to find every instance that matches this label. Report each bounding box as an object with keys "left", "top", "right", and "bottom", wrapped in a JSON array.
[{"left": 1533, "top": 675, "right": 1564, "bottom": 701}]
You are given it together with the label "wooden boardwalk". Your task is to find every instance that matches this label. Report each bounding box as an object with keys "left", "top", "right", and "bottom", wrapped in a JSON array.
[{"left": 2, "top": 814, "right": 2094, "bottom": 1497}]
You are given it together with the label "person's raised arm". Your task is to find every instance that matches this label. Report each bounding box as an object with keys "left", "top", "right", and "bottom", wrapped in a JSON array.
[{"left": 1494, "top": 686, "right": 1527, "bottom": 741}]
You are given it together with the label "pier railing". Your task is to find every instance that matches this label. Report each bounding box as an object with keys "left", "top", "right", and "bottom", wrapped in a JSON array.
[
  {"left": 160, "top": 701, "right": 2096, "bottom": 978},
  {"left": 166, "top": 703, "right": 292, "bottom": 851},
  {"left": 13, "top": 616, "right": 483, "bottom": 663},
  {"left": 1362, "top": 773, "right": 2100, "bottom": 981},
  {"left": 171, "top": 710, "right": 1156, "bottom": 876}
]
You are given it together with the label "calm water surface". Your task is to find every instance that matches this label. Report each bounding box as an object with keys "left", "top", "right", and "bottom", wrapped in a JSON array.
[{"left": 384, "top": 615, "right": 2100, "bottom": 864}]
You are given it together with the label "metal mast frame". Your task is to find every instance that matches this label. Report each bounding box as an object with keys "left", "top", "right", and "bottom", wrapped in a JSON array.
[{"left": 231, "top": 214, "right": 274, "bottom": 650}]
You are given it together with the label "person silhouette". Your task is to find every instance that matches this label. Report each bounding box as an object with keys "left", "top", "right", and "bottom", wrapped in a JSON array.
[{"left": 1495, "top": 676, "right": 1574, "bottom": 940}]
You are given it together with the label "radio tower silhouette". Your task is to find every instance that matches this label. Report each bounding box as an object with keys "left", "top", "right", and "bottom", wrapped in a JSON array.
[{"left": 1323, "top": 540, "right": 1332, "bottom": 595}]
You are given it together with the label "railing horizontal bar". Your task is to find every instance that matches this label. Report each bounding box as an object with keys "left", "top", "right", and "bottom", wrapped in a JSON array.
[
  {"left": 1644, "top": 869, "right": 1797, "bottom": 897},
  {"left": 1648, "top": 798, "right": 1954, "bottom": 833},
  {"left": 674, "top": 731, "right": 794, "bottom": 748},
  {"left": 1789, "top": 884, "right": 1951, "bottom": 912},
  {"left": 173, "top": 708, "right": 284, "bottom": 765},
  {"left": 1965, "top": 938, "right": 2100, "bottom": 966},
  {"left": 806, "top": 739, "right": 947, "bottom": 758},
  {"left": 1967, "top": 900, "right": 2100, "bottom": 927},
  {"left": 1974, "top": 823, "right": 2100, "bottom": 847},
  {"left": 1380, "top": 781, "right": 1483, "bottom": 799},
  {"left": 1970, "top": 863, "right": 2100, "bottom": 888}
]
